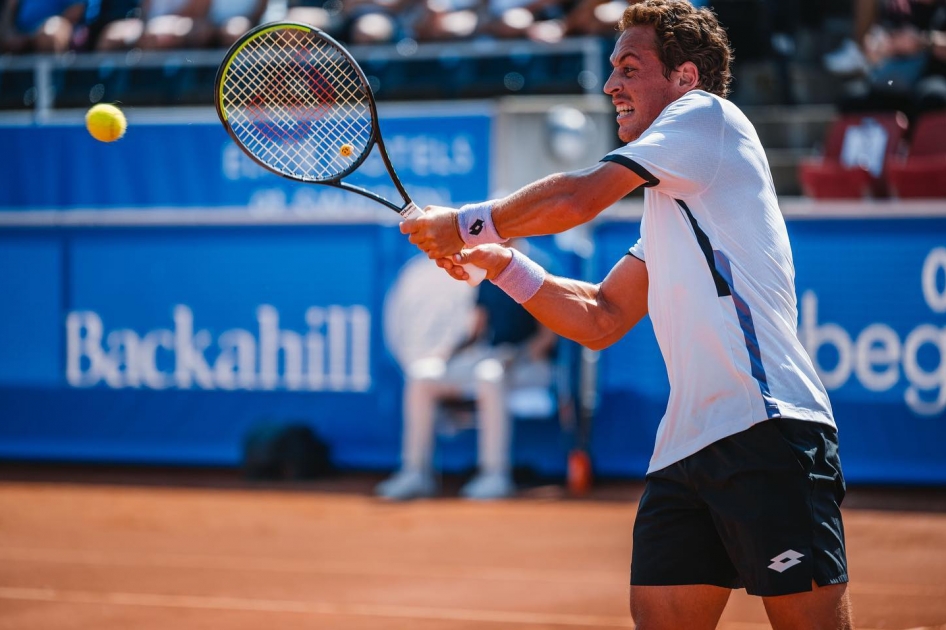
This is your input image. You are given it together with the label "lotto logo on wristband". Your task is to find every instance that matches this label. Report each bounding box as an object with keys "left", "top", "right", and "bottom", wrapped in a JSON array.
[{"left": 469, "top": 219, "right": 484, "bottom": 235}]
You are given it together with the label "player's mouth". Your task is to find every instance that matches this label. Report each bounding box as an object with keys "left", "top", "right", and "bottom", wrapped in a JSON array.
[{"left": 615, "top": 105, "right": 634, "bottom": 121}]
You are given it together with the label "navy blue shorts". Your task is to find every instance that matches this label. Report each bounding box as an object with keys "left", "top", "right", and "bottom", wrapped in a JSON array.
[{"left": 631, "top": 418, "right": 849, "bottom": 597}]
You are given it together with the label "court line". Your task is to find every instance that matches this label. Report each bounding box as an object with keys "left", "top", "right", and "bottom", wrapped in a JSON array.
[
  {"left": 0, "top": 547, "right": 619, "bottom": 586},
  {"left": 0, "top": 586, "right": 635, "bottom": 628},
  {"left": 0, "top": 587, "right": 893, "bottom": 630},
  {"left": 3, "top": 547, "right": 944, "bottom": 599}
]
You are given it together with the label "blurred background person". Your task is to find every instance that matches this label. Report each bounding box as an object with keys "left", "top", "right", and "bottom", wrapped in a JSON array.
[
  {"left": 136, "top": 0, "right": 209, "bottom": 49},
  {"left": 89, "top": 0, "right": 210, "bottom": 51},
  {"left": 477, "top": 0, "right": 575, "bottom": 44},
  {"left": 78, "top": 0, "right": 141, "bottom": 51},
  {"left": 412, "top": 0, "right": 483, "bottom": 43},
  {"left": 564, "top": 0, "right": 626, "bottom": 38},
  {"left": 376, "top": 239, "right": 559, "bottom": 502},
  {"left": 285, "top": 0, "right": 410, "bottom": 44},
  {"left": 0, "top": 0, "right": 86, "bottom": 53},
  {"left": 205, "top": 0, "right": 267, "bottom": 48},
  {"left": 282, "top": 0, "right": 346, "bottom": 38},
  {"left": 836, "top": 0, "right": 946, "bottom": 122}
]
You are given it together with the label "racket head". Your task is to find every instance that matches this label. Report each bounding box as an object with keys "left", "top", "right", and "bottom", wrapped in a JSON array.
[{"left": 215, "top": 22, "right": 378, "bottom": 184}]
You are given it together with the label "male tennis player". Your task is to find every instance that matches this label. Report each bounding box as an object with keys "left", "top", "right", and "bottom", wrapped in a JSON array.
[{"left": 400, "top": 1, "right": 854, "bottom": 628}]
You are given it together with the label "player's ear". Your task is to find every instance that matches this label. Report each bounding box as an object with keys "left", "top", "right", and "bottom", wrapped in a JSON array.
[{"left": 674, "top": 61, "right": 700, "bottom": 91}]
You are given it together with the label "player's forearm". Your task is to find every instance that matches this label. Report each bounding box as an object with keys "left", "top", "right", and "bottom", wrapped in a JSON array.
[{"left": 522, "top": 277, "right": 628, "bottom": 351}]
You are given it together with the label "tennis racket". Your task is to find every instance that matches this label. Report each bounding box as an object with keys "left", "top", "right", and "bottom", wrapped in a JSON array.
[{"left": 214, "top": 21, "right": 486, "bottom": 285}]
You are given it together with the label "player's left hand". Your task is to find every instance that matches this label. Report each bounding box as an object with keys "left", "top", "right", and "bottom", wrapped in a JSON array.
[
  {"left": 436, "top": 244, "right": 513, "bottom": 282},
  {"left": 400, "top": 205, "right": 464, "bottom": 259}
]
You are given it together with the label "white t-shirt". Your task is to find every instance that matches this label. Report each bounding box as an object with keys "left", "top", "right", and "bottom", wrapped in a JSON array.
[{"left": 602, "top": 90, "right": 834, "bottom": 474}]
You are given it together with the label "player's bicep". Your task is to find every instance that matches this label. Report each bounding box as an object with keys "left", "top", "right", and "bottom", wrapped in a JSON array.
[
  {"left": 591, "top": 254, "right": 648, "bottom": 349},
  {"left": 572, "top": 161, "right": 647, "bottom": 210}
]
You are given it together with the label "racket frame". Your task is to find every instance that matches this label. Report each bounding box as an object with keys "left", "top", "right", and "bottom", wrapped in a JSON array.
[{"left": 214, "top": 21, "right": 413, "bottom": 214}]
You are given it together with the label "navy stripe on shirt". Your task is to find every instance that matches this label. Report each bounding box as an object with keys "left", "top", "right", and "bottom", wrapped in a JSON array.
[{"left": 676, "top": 200, "right": 731, "bottom": 297}]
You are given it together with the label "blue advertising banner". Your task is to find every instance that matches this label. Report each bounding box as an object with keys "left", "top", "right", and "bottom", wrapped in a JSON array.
[
  {"left": 589, "top": 217, "right": 946, "bottom": 485},
  {"left": 0, "top": 110, "right": 491, "bottom": 211},
  {"left": 0, "top": 225, "right": 404, "bottom": 467},
  {"left": 0, "top": 223, "right": 575, "bottom": 474}
]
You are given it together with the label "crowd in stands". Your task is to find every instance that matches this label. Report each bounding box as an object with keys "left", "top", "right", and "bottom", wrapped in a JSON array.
[
  {"left": 0, "top": 0, "right": 635, "bottom": 53},
  {"left": 824, "top": 0, "right": 946, "bottom": 124},
  {"left": 798, "top": 0, "right": 946, "bottom": 200},
  {"left": 7, "top": 0, "right": 941, "bottom": 105},
  {"left": 2, "top": 0, "right": 943, "bottom": 198}
]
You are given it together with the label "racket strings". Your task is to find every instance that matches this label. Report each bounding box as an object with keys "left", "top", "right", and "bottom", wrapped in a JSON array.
[{"left": 221, "top": 28, "right": 374, "bottom": 181}]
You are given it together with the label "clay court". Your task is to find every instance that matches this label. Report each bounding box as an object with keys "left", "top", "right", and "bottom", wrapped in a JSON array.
[{"left": 1, "top": 466, "right": 944, "bottom": 630}]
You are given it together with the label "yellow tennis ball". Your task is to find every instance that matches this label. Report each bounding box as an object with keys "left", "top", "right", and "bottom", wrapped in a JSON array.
[
  {"left": 85, "top": 103, "right": 127, "bottom": 143},
  {"left": 339, "top": 143, "right": 353, "bottom": 157}
]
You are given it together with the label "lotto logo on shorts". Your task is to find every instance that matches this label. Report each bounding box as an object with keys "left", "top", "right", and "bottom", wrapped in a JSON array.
[{"left": 768, "top": 549, "right": 804, "bottom": 573}]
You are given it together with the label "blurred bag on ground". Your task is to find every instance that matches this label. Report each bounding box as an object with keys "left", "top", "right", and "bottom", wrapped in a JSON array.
[{"left": 242, "top": 422, "right": 333, "bottom": 480}]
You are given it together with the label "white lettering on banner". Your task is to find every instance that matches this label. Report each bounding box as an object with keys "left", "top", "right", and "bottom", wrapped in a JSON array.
[
  {"left": 800, "top": 249, "right": 946, "bottom": 416},
  {"left": 223, "top": 134, "right": 476, "bottom": 182},
  {"left": 222, "top": 144, "right": 269, "bottom": 181},
  {"left": 922, "top": 247, "right": 946, "bottom": 313},
  {"left": 66, "top": 305, "right": 371, "bottom": 392}
]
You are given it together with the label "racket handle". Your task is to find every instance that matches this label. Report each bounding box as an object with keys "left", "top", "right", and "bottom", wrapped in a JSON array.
[{"left": 402, "top": 203, "right": 486, "bottom": 286}]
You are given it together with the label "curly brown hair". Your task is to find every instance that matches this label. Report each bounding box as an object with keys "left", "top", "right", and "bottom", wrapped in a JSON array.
[{"left": 619, "top": 0, "right": 733, "bottom": 98}]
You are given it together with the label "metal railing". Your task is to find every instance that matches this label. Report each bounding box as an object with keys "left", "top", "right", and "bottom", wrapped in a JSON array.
[{"left": 0, "top": 36, "right": 609, "bottom": 117}]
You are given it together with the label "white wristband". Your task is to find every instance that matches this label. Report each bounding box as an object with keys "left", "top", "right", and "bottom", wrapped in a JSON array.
[
  {"left": 491, "top": 249, "right": 546, "bottom": 304},
  {"left": 458, "top": 201, "right": 508, "bottom": 246}
]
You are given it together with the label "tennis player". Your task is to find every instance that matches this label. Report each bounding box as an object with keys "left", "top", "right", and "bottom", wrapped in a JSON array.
[{"left": 400, "top": 1, "right": 853, "bottom": 628}]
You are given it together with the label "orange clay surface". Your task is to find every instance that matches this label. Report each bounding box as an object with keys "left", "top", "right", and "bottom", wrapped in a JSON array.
[{"left": 0, "top": 465, "right": 944, "bottom": 630}]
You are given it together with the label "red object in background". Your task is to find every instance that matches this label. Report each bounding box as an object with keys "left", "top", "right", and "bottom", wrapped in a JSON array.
[
  {"left": 567, "top": 449, "right": 592, "bottom": 497},
  {"left": 887, "top": 111, "right": 946, "bottom": 199},
  {"left": 798, "top": 112, "right": 909, "bottom": 199}
]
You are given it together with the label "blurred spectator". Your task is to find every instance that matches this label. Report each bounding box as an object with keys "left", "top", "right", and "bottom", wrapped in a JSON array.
[
  {"left": 283, "top": 0, "right": 344, "bottom": 37},
  {"left": 413, "top": 0, "right": 483, "bottom": 42},
  {"left": 78, "top": 0, "right": 141, "bottom": 51},
  {"left": 375, "top": 239, "right": 558, "bottom": 502},
  {"left": 92, "top": 0, "right": 211, "bottom": 51},
  {"left": 137, "top": 0, "right": 210, "bottom": 49},
  {"left": 346, "top": 0, "right": 410, "bottom": 44},
  {"left": 0, "top": 0, "right": 86, "bottom": 53},
  {"left": 477, "top": 0, "right": 575, "bottom": 43},
  {"left": 824, "top": 0, "right": 880, "bottom": 76},
  {"left": 286, "top": 0, "right": 409, "bottom": 44},
  {"left": 836, "top": 0, "right": 946, "bottom": 121},
  {"left": 206, "top": 0, "right": 267, "bottom": 48},
  {"left": 564, "top": 0, "right": 624, "bottom": 38}
]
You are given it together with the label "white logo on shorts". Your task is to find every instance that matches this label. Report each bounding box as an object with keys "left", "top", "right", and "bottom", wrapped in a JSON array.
[{"left": 768, "top": 549, "right": 804, "bottom": 573}]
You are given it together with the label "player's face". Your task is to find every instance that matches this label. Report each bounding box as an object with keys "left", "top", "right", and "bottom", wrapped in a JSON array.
[{"left": 604, "top": 26, "right": 685, "bottom": 144}]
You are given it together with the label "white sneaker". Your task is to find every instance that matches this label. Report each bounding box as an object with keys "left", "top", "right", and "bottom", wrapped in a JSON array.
[
  {"left": 460, "top": 472, "right": 515, "bottom": 500},
  {"left": 824, "top": 39, "right": 869, "bottom": 76},
  {"left": 375, "top": 470, "right": 437, "bottom": 501}
]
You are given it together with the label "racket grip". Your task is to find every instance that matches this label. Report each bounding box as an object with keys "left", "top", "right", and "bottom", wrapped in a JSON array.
[
  {"left": 463, "top": 263, "right": 486, "bottom": 286},
  {"left": 402, "top": 202, "right": 486, "bottom": 286}
]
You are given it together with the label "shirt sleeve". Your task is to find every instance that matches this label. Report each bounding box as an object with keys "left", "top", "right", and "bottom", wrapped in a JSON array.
[{"left": 601, "top": 91, "right": 724, "bottom": 198}]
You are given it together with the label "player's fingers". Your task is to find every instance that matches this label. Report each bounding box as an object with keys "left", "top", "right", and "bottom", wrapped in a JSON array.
[
  {"left": 444, "top": 264, "right": 468, "bottom": 281},
  {"left": 453, "top": 249, "right": 483, "bottom": 266},
  {"left": 398, "top": 219, "right": 416, "bottom": 235}
]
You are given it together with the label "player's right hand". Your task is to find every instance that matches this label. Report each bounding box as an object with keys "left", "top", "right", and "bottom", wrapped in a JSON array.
[{"left": 400, "top": 205, "right": 465, "bottom": 260}]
